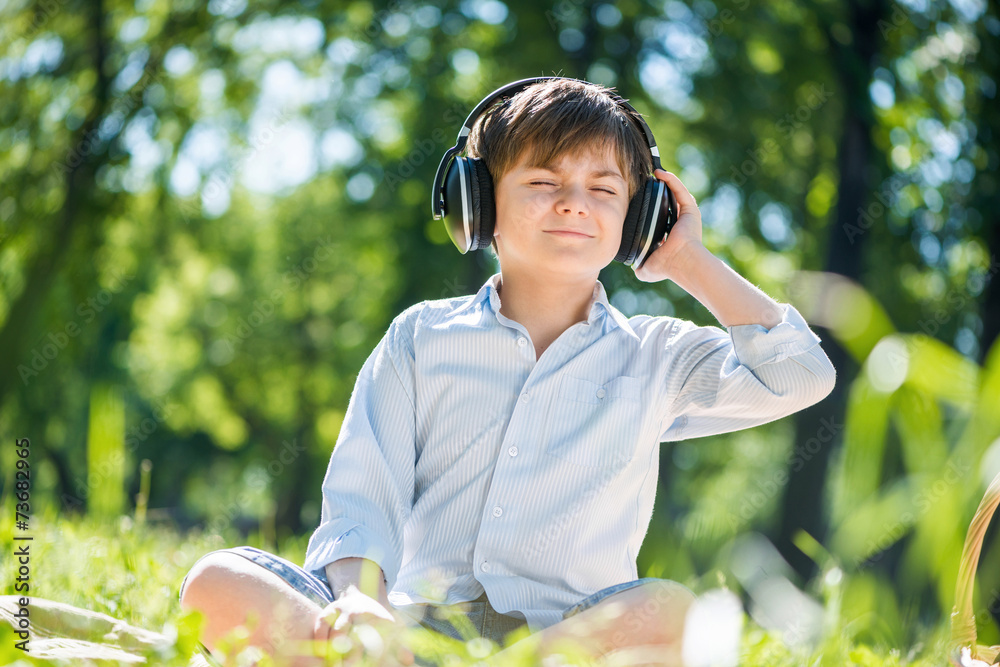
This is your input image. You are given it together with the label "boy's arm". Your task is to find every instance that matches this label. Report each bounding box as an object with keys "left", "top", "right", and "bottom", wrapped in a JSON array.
[
  {"left": 636, "top": 170, "right": 836, "bottom": 441},
  {"left": 635, "top": 170, "right": 783, "bottom": 329},
  {"left": 658, "top": 244, "right": 785, "bottom": 329},
  {"left": 303, "top": 315, "right": 417, "bottom": 598},
  {"left": 325, "top": 557, "right": 389, "bottom": 606}
]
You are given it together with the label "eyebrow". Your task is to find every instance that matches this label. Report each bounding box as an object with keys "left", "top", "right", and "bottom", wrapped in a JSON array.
[
  {"left": 591, "top": 169, "right": 627, "bottom": 182},
  {"left": 528, "top": 165, "right": 626, "bottom": 182}
]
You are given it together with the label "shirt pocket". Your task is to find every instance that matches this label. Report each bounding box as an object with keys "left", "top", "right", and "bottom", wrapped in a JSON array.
[{"left": 544, "top": 375, "right": 642, "bottom": 468}]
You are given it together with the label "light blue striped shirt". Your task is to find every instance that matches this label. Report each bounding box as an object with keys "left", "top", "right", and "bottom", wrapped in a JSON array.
[{"left": 304, "top": 273, "right": 836, "bottom": 630}]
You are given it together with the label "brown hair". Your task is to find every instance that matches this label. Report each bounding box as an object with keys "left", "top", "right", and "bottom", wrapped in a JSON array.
[{"left": 466, "top": 78, "right": 653, "bottom": 202}]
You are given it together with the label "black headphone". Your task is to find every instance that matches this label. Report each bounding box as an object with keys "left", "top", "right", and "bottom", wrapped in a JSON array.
[{"left": 431, "top": 76, "right": 677, "bottom": 268}]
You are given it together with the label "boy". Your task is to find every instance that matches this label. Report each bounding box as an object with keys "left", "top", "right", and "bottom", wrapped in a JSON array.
[{"left": 180, "top": 78, "right": 836, "bottom": 666}]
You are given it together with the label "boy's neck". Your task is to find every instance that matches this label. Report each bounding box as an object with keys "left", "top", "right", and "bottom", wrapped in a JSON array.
[{"left": 495, "top": 270, "right": 598, "bottom": 360}]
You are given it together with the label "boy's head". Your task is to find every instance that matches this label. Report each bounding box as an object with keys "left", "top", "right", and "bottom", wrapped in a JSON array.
[{"left": 466, "top": 78, "right": 653, "bottom": 208}]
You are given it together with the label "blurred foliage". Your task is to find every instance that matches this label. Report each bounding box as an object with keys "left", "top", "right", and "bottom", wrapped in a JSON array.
[
  {"left": 639, "top": 277, "right": 1000, "bottom": 651},
  {"left": 0, "top": 0, "right": 998, "bottom": 659},
  {"left": 824, "top": 275, "right": 1000, "bottom": 648},
  {"left": 0, "top": 496, "right": 964, "bottom": 665}
]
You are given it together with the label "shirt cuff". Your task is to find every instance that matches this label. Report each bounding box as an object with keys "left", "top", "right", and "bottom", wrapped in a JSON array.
[
  {"left": 726, "top": 303, "right": 823, "bottom": 370},
  {"left": 303, "top": 521, "right": 396, "bottom": 590}
]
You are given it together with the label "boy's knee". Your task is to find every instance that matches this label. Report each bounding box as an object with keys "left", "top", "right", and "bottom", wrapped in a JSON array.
[
  {"left": 641, "top": 579, "right": 695, "bottom": 608},
  {"left": 179, "top": 550, "right": 256, "bottom": 610},
  {"left": 618, "top": 580, "right": 695, "bottom": 646}
]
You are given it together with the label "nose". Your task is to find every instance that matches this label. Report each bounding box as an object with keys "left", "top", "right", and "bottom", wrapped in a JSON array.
[{"left": 556, "top": 185, "right": 588, "bottom": 217}]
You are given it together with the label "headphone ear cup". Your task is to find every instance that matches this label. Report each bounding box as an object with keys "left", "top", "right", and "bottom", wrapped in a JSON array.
[
  {"left": 632, "top": 179, "right": 673, "bottom": 268},
  {"left": 467, "top": 158, "right": 496, "bottom": 250},
  {"left": 616, "top": 179, "right": 653, "bottom": 264},
  {"left": 442, "top": 157, "right": 495, "bottom": 252},
  {"left": 443, "top": 157, "right": 476, "bottom": 253}
]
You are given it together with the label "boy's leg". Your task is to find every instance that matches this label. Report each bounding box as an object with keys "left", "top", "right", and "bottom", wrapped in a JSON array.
[
  {"left": 491, "top": 579, "right": 694, "bottom": 666},
  {"left": 179, "top": 549, "right": 329, "bottom": 666}
]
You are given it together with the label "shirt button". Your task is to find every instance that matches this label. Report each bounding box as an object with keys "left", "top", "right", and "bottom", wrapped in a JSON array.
[
  {"left": 517, "top": 337, "right": 527, "bottom": 347},
  {"left": 508, "top": 446, "right": 518, "bottom": 457},
  {"left": 481, "top": 562, "right": 491, "bottom": 572},
  {"left": 596, "top": 388, "right": 606, "bottom": 399},
  {"left": 520, "top": 392, "right": 529, "bottom": 403},
  {"left": 492, "top": 506, "right": 503, "bottom": 517}
]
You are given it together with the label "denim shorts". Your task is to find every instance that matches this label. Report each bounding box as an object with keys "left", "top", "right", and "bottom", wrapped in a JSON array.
[{"left": 180, "top": 546, "right": 675, "bottom": 652}]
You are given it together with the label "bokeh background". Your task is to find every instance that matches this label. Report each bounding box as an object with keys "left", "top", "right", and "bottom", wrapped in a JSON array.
[{"left": 1, "top": 0, "right": 999, "bottom": 659}]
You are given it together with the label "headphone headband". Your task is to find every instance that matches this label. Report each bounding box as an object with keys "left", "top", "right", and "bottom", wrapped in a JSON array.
[{"left": 431, "top": 76, "right": 662, "bottom": 220}]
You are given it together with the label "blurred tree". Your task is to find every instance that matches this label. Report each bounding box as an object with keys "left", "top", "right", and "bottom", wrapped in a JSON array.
[
  {"left": 969, "top": 10, "right": 1000, "bottom": 356},
  {"left": 0, "top": 0, "right": 432, "bottom": 531},
  {"left": 0, "top": 0, "right": 996, "bottom": 638},
  {"left": 610, "top": 0, "right": 998, "bottom": 590}
]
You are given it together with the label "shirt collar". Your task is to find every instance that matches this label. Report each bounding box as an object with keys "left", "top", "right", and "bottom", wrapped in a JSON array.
[
  {"left": 463, "top": 273, "right": 636, "bottom": 337},
  {"left": 449, "top": 274, "right": 498, "bottom": 318},
  {"left": 590, "top": 279, "right": 636, "bottom": 336}
]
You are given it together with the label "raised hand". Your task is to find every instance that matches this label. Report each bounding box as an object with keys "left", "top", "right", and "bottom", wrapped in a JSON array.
[{"left": 633, "top": 170, "right": 704, "bottom": 285}]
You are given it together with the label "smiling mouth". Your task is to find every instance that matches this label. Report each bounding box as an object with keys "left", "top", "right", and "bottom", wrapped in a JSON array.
[{"left": 544, "top": 230, "right": 593, "bottom": 238}]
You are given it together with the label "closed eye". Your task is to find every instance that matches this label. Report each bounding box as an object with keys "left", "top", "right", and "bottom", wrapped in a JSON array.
[{"left": 530, "top": 181, "right": 616, "bottom": 194}]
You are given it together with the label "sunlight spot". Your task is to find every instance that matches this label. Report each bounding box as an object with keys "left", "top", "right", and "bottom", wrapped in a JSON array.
[
  {"left": 746, "top": 39, "right": 783, "bottom": 74},
  {"left": 346, "top": 173, "right": 375, "bottom": 202},
  {"left": 320, "top": 127, "right": 364, "bottom": 169},
  {"left": 870, "top": 79, "right": 895, "bottom": 109},
  {"left": 462, "top": 0, "right": 509, "bottom": 24},
  {"left": 867, "top": 336, "right": 909, "bottom": 393},
  {"left": 682, "top": 589, "right": 743, "bottom": 667},
  {"left": 559, "top": 28, "right": 585, "bottom": 51},
  {"left": 450, "top": 48, "right": 480, "bottom": 75},
  {"left": 164, "top": 45, "right": 196, "bottom": 76},
  {"left": 119, "top": 17, "right": 149, "bottom": 43}
]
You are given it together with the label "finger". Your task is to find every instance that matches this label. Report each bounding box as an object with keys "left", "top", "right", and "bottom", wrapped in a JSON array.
[
  {"left": 319, "top": 605, "right": 341, "bottom": 627},
  {"left": 333, "top": 610, "right": 353, "bottom": 633},
  {"left": 310, "top": 620, "right": 328, "bottom": 660},
  {"left": 314, "top": 611, "right": 337, "bottom": 643},
  {"left": 653, "top": 169, "right": 697, "bottom": 209}
]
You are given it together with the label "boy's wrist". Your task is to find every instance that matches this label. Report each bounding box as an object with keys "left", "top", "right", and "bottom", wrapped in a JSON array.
[
  {"left": 325, "top": 557, "right": 388, "bottom": 602},
  {"left": 659, "top": 241, "right": 713, "bottom": 287},
  {"left": 666, "top": 244, "right": 785, "bottom": 328}
]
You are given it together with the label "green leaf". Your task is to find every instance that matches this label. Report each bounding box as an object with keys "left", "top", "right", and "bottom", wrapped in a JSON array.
[{"left": 832, "top": 375, "right": 893, "bottom": 523}]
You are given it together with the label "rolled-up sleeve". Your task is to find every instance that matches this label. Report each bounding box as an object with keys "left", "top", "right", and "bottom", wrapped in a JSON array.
[
  {"left": 303, "top": 316, "right": 416, "bottom": 590},
  {"left": 658, "top": 303, "right": 836, "bottom": 441}
]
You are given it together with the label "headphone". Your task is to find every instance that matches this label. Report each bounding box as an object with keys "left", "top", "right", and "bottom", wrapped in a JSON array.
[{"left": 431, "top": 77, "right": 677, "bottom": 268}]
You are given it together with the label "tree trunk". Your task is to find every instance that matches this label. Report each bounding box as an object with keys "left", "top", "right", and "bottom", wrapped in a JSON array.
[
  {"left": 0, "top": 0, "right": 110, "bottom": 504},
  {"left": 776, "top": 0, "right": 887, "bottom": 578}
]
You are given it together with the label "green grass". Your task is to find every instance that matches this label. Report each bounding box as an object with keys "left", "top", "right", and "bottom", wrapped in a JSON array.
[{"left": 0, "top": 501, "right": 960, "bottom": 666}]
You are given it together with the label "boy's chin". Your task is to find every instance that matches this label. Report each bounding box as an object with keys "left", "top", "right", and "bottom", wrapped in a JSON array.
[
  {"left": 528, "top": 250, "right": 614, "bottom": 277},
  {"left": 496, "top": 244, "right": 616, "bottom": 278}
]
